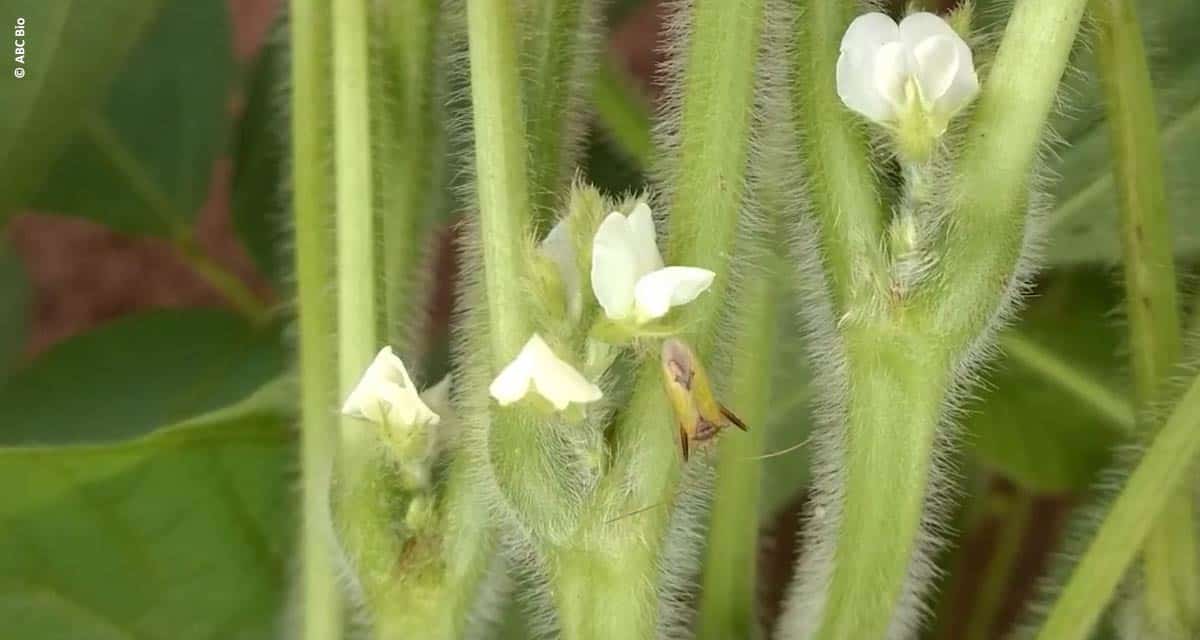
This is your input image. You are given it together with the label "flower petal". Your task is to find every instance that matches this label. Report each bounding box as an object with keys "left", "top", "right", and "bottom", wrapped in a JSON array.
[
  {"left": 841, "top": 12, "right": 900, "bottom": 54},
  {"left": 872, "top": 41, "right": 914, "bottom": 113},
  {"left": 897, "top": 12, "right": 958, "bottom": 51},
  {"left": 489, "top": 335, "right": 602, "bottom": 410},
  {"left": 488, "top": 345, "right": 536, "bottom": 406},
  {"left": 931, "top": 37, "right": 979, "bottom": 120},
  {"left": 541, "top": 217, "right": 582, "bottom": 318},
  {"left": 342, "top": 346, "right": 439, "bottom": 426},
  {"left": 837, "top": 47, "right": 896, "bottom": 123},
  {"left": 626, "top": 202, "right": 664, "bottom": 275},
  {"left": 591, "top": 212, "right": 641, "bottom": 320},
  {"left": 525, "top": 337, "right": 603, "bottom": 410},
  {"left": 633, "top": 266, "right": 716, "bottom": 321},
  {"left": 911, "top": 35, "right": 960, "bottom": 104}
]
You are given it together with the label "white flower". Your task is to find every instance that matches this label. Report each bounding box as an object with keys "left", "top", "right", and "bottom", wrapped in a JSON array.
[
  {"left": 341, "top": 347, "right": 440, "bottom": 427},
  {"left": 489, "top": 334, "right": 602, "bottom": 410},
  {"left": 836, "top": 12, "right": 979, "bottom": 131},
  {"left": 541, "top": 217, "right": 583, "bottom": 319},
  {"left": 590, "top": 202, "right": 715, "bottom": 324}
]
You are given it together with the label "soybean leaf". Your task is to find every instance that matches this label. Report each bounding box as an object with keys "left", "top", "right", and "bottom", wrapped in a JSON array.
[
  {"left": 0, "top": 243, "right": 28, "bottom": 377},
  {"left": 0, "top": 309, "right": 285, "bottom": 446},
  {"left": 30, "top": 0, "right": 232, "bottom": 236},
  {"left": 967, "top": 270, "right": 1129, "bottom": 493},
  {"left": 0, "top": 0, "right": 164, "bottom": 218},
  {"left": 0, "top": 383, "right": 293, "bottom": 640},
  {"left": 232, "top": 29, "right": 289, "bottom": 287}
]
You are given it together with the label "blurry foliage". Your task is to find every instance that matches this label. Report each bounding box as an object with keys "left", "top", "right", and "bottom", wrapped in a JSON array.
[
  {"left": 0, "top": 0, "right": 1197, "bottom": 636},
  {"left": 31, "top": 0, "right": 231, "bottom": 236},
  {"left": 0, "top": 384, "right": 293, "bottom": 640}
]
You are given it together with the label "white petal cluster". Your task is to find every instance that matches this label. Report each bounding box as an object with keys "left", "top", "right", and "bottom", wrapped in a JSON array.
[
  {"left": 341, "top": 347, "right": 440, "bottom": 427},
  {"left": 591, "top": 203, "right": 715, "bottom": 324},
  {"left": 836, "top": 12, "right": 978, "bottom": 131},
  {"left": 540, "top": 217, "right": 583, "bottom": 319},
  {"left": 489, "top": 334, "right": 603, "bottom": 410}
]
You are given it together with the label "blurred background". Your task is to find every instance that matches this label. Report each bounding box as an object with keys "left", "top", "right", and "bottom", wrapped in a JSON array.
[{"left": 2, "top": 0, "right": 1197, "bottom": 638}]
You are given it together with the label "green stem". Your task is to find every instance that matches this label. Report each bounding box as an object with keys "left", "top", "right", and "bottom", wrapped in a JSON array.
[
  {"left": 965, "top": 490, "right": 1034, "bottom": 640},
  {"left": 791, "top": 3, "right": 1089, "bottom": 634},
  {"left": 1035, "top": 372, "right": 1200, "bottom": 640},
  {"left": 665, "top": 0, "right": 765, "bottom": 350},
  {"left": 523, "top": 0, "right": 597, "bottom": 224},
  {"left": 330, "top": 0, "right": 394, "bottom": 615},
  {"left": 813, "top": 337, "right": 951, "bottom": 640},
  {"left": 1094, "top": 0, "right": 1197, "bottom": 632},
  {"left": 467, "top": 0, "right": 532, "bottom": 365},
  {"left": 289, "top": 0, "right": 341, "bottom": 637},
  {"left": 379, "top": 0, "right": 443, "bottom": 348},
  {"left": 1001, "top": 332, "right": 1134, "bottom": 431},
  {"left": 792, "top": 0, "right": 887, "bottom": 314},
  {"left": 591, "top": 57, "right": 654, "bottom": 170},
  {"left": 550, "top": 2, "right": 769, "bottom": 635},
  {"left": 696, "top": 268, "right": 777, "bottom": 640},
  {"left": 934, "top": 0, "right": 1089, "bottom": 340}
]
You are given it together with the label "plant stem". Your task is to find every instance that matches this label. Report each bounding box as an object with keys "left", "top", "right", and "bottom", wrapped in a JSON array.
[
  {"left": 791, "top": 0, "right": 887, "bottom": 313},
  {"left": 380, "top": 0, "right": 442, "bottom": 349},
  {"left": 591, "top": 57, "right": 654, "bottom": 170},
  {"left": 965, "top": 490, "right": 1034, "bottom": 640},
  {"left": 289, "top": 0, "right": 341, "bottom": 637},
  {"left": 1035, "top": 372, "right": 1200, "bottom": 640},
  {"left": 1095, "top": 0, "right": 1197, "bottom": 631},
  {"left": 329, "top": 0, "right": 398, "bottom": 616},
  {"left": 467, "top": 0, "right": 532, "bottom": 365},
  {"left": 813, "top": 337, "right": 951, "bottom": 640},
  {"left": 790, "top": 2, "right": 1089, "bottom": 636},
  {"left": 665, "top": 0, "right": 765, "bottom": 351},
  {"left": 934, "top": 0, "right": 1089, "bottom": 340},
  {"left": 696, "top": 268, "right": 777, "bottom": 640},
  {"left": 333, "top": 0, "right": 377, "bottom": 450},
  {"left": 1001, "top": 332, "right": 1134, "bottom": 432},
  {"left": 523, "top": 0, "right": 597, "bottom": 224}
]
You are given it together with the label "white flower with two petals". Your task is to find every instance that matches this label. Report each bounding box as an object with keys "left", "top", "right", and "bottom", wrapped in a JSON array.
[
  {"left": 836, "top": 12, "right": 979, "bottom": 132},
  {"left": 341, "top": 347, "right": 440, "bottom": 427},
  {"left": 489, "top": 334, "right": 602, "bottom": 410},
  {"left": 591, "top": 203, "right": 715, "bottom": 324}
]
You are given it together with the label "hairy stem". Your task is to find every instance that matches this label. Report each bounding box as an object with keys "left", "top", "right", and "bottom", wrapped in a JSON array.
[
  {"left": 289, "top": 0, "right": 340, "bottom": 637},
  {"left": 523, "top": 0, "right": 599, "bottom": 224},
  {"left": 467, "top": 0, "right": 532, "bottom": 365},
  {"left": 665, "top": 0, "right": 766, "bottom": 351},
  {"left": 330, "top": 0, "right": 394, "bottom": 613},
  {"left": 1036, "top": 372, "right": 1200, "bottom": 640},
  {"left": 785, "top": 1, "right": 1089, "bottom": 637},
  {"left": 933, "top": 0, "right": 1088, "bottom": 337},
  {"left": 380, "top": 0, "right": 443, "bottom": 348},
  {"left": 696, "top": 268, "right": 777, "bottom": 640},
  {"left": 1094, "top": 0, "right": 1197, "bottom": 632},
  {"left": 791, "top": 0, "right": 887, "bottom": 313}
]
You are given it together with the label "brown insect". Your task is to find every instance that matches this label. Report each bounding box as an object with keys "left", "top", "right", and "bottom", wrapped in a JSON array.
[{"left": 660, "top": 338, "right": 747, "bottom": 461}]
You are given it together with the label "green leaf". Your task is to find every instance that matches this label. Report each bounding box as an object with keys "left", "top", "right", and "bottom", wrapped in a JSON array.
[
  {"left": 233, "top": 28, "right": 289, "bottom": 286},
  {"left": 967, "top": 270, "right": 1129, "bottom": 493},
  {"left": 0, "top": 309, "right": 285, "bottom": 446},
  {"left": 0, "top": 385, "right": 294, "bottom": 640},
  {"left": 0, "top": 243, "right": 28, "bottom": 377},
  {"left": 1043, "top": 0, "right": 1200, "bottom": 264},
  {"left": 0, "top": 0, "right": 164, "bottom": 218},
  {"left": 30, "top": 0, "right": 232, "bottom": 236}
]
